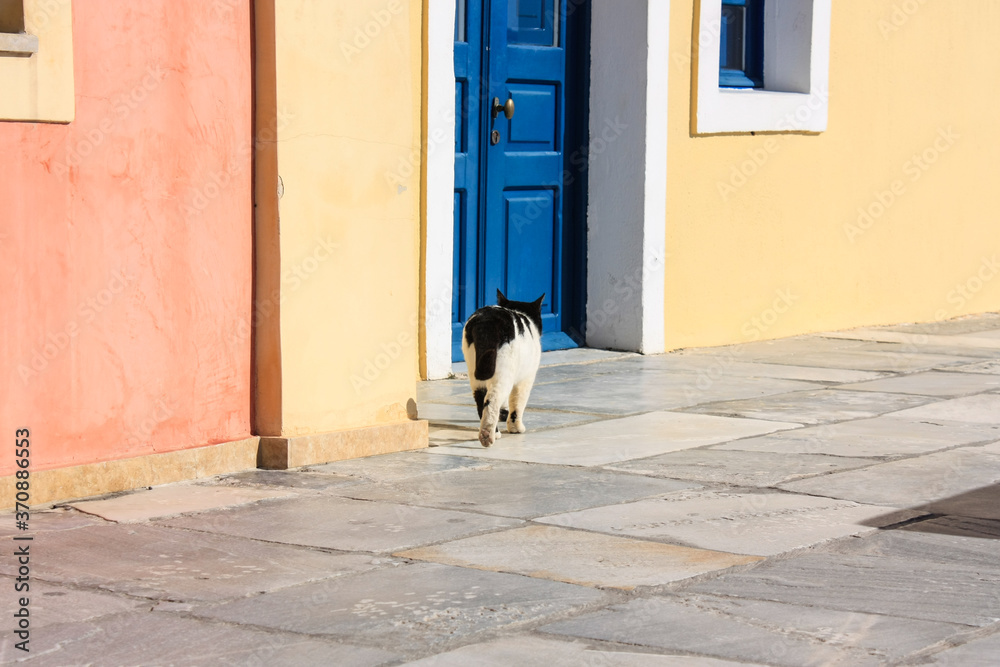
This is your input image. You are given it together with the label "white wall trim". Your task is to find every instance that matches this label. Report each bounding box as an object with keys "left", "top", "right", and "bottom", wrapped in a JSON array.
[
  {"left": 424, "top": 0, "right": 457, "bottom": 379},
  {"left": 695, "top": 0, "right": 831, "bottom": 134},
  {"left": 641, "top": 0, "right": 669, "bottom": 354},
  {"left": 586, "top": 0, "right": 668, "bottom": 353}
]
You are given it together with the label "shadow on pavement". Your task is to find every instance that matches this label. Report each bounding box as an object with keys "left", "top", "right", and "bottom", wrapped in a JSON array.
[{"left": 863, "top": 483, "right": 1000, "bottom": 538}]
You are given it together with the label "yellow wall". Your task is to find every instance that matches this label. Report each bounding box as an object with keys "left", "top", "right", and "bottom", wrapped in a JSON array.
[
  {"left": 258, "top": 0, "right": 423, "bottom": 436},
  {"left": 666, "top": 0, "right": 1000, "bottom": 350}
]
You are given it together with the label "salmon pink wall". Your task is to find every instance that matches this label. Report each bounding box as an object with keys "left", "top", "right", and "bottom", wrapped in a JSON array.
[{"left": 0, "top": 2, "right": 253, "bottom": 473}]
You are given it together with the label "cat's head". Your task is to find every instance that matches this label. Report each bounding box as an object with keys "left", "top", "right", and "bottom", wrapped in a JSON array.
[{"left": 497, "top": 289, "right": 544, "bottom": 333}]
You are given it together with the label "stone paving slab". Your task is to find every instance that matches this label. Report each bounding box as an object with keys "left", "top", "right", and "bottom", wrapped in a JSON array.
[
  {"left": 970, "top": 329, "right": 1000, "bottom": 339},
  {"left": 824, "top": 329, "right": 1000, "bottom": 351},
  {"left": 615, "top": 355, "right": 887, "bottom": 384},
  {"left": 681, "top": 335, "right": 980, "bottom": 371},
  {"left": 68, "top": 484, "right": 293, "bottom": 523},
  {"left": 606, "top": 448, "right": 873, "bottom": 487},
  {"left": 712, "top": 415, "right": 1000, "bottom": 458},
  {"left": 397, "top": 525, "right": 761, "bottom": 590},
  {"left": 925, "top": 630, "right": 1000, "bottom": 665},
  {"left": 677, "top": 595, "right": 966, "bottom": 660},
  {"left": 883, "top": 314, "right": 1000, "bottom": 336},
  {"left": 161, "top": 495, "right": 521, "bottom": 554},
  {"left": 526, "top": 372, "right": 818, "bottom": 415},
  {"left": 779, "top": 445, "right": 1000, "bottom": 517},
  {"left": 307, "top": 450, "right": 496, "bottom": 482},
  {"left": 417, "top": 379, "right": 476, "bottom": 403},
  {"left": 417, "top": 401, "right": 602, "bottom": 432},
  {"left": 452, "top": 348, "right": 637, "bottom": 377},
  {"left": 823, "top": 517, "right": 1000, "bottom": 571},
  {"left": 682, "top": 389, "right": 933, "bottom": 425},
  {"left": 428, "top": 427, "right": 482, "bottom": 447},
  {"left": 739, "top": 349, "right": 980, "bottom": 372},
  {"left": 897, "top": 515, "right": 1000, "bottom": 540},
  {"left": 400, "top": 635, "right": 754, "bottom": 666},
  {"left": 0, "top": 508, "right": 104, "bottom": 539},
  {"left": 540, "top": 595, "right": 960, "bottom": 667},
  {"left": 190, "top": 561, "right": 608, "bottom": 655},
  {"left": 0, "top": 524, "right": 379, "bottom": 602},
  {"left": 0, "top": 577, "right": 146, "bottom": 629},
  {"left": 889, "top": 393, "right": 1000, "bottom": 424},
  {"left": 209, "top": 469, "right": 361, "bottom": 491},
  {"left": 858, "top": 341, "right": 1000, "bottom": 360},
  {"left": 537, "top": 489, "right": 918, "bottom": 556},
  {"left": 839, "top": 370, "right": 1000, "bottom": 396},
  {"left": 335, "top": 463, "right": 697, "bottom": 519},
  {"left": 683, "top": 546, "right": 1000, "bottom": 627},
  {"left": 0, "top": 612, "right": 400, "bottom": 666},
  {"left": 677, "top": 336, "right": 870, "bottom": 358},
  {"left": 426, "top": 412, "right": 800, "bottom": 467},
  {"left": 950, "top": 359, "right": 1000, "bottom": 374},
  {"left": 533, "top": 361, "right": 632, "bottom": 384}
]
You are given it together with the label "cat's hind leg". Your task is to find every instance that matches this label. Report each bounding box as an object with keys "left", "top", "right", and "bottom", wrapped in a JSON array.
[
  {"left": 506, "top": 376, "right": 536, "bottom": 434},
  {"left": 473, "top": 385, "right": 502, "bottom": 442},
  {"left": 479, "top": 375, "right": 513, "bottom": 447}
]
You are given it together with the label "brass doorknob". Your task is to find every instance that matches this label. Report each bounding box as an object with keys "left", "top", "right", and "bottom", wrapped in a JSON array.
[{"left": 492, "top": 96, "right": 515, "bottom": 120}]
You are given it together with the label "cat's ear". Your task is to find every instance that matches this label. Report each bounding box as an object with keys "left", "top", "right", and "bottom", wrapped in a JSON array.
[
  {"left": 533, "top": 294, "right": 546, "bottom": 308},
  {"left": 496, "top": 289, "right": 508, "bottom": 305}
]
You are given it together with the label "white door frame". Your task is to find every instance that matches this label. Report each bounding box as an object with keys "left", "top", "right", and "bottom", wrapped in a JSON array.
[{"left": 424, "top": 0, "right": 669, "bottom": 379}]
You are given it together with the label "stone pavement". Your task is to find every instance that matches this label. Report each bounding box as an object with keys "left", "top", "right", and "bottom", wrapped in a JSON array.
[{"left": 5, "top": 316, "right": 1000, "bottom": 666}]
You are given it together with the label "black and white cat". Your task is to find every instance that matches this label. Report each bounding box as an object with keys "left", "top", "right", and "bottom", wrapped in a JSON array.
[{"left": 462, "top": 290, "right": 544, "bottom": 447}]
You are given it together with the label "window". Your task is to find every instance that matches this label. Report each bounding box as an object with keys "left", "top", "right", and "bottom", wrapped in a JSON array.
[
  {"left": 0, "top": 0, "right": 37, "bottom": 56},
  {"left": 719, "top": 0, "right": 763, "bottom": 88},
  {"left": 695, "top": 0, "right": 831, "bottom": 134},
  {"left": 0, "top": 0, "right": 74, "bottom": 122}
]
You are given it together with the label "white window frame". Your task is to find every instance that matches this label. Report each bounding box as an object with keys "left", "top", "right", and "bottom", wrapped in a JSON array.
[{"left": 695, "top": 0, "right": 831, "bottom": 134}]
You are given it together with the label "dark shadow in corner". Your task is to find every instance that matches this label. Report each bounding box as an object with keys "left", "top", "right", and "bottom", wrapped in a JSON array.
[{"left": 861, "top": 483, "right": 1000, "bottom": 540}]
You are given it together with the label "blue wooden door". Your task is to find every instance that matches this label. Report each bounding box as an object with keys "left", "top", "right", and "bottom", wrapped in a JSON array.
[{"left": 453, "top": 0, "right": 585, "bottom": 361}]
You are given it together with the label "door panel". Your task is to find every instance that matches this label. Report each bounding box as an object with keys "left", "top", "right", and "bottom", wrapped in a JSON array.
[
  {"left": 452, "top": 0, "right": 483, "bottom": 360},
  {"left": 487, "top": 0, "right": 566, "bottom": 342},
  {"left": 505, "top": 190, "right": 556, "bottom": 312},
  {"left": 508, "top": 0, "right": 559, "bottom": 46},
  {"left": 506, "top": 83, "right": 558, "bottom": 149},
  {"left": 453, "top": 0, "right": 583, "bottom": 360}
]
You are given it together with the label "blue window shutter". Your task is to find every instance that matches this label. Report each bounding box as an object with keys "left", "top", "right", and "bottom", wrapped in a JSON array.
[{"left": 720, "top": 0, "right": 764, "bottom": 89}]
